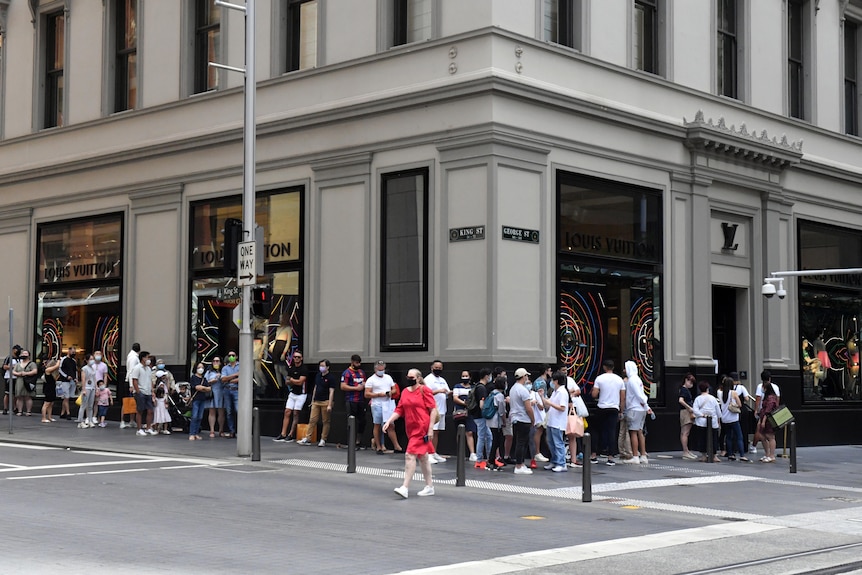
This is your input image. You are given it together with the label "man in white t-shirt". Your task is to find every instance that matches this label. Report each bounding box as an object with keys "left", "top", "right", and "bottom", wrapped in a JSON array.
[
  {"left": 121, "top": 343, "right": 141, "bottom": 429},
  {"left": 591, "top": 359, "right": 626, "bottom": 466},
  {"left": 365, "top": 360, "right": 396, "bottom": 454},
  {"left": 751, "top": 369, "right": 780, "bottom": 453},
  {"left": 425, "top": 359, "right": 451, "bottom": 463}
]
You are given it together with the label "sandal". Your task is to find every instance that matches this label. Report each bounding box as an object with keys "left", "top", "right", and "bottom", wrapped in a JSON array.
[
  {"left": 189, "top": 436, "right": 198, "bottom": 441},
  {"left": 739, "top": 457, "right": 750, "bottom": 462},
  {"left": 209, "top": 432, "right": 215, "bottom": 438},
  {"left": 220, "top": 432, "right": 229, "bottom": 437}
]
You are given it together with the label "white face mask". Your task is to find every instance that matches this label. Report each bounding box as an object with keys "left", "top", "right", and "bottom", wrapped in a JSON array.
[
  {"left": 196, "top": 367, "right": 204, "bottom": 375},
  {"left": 145, "top": 359, "right": 151, "bottom": 366},
  {"left": 376, "top": 370, "right": 385, "bottom": 377},
  {"left": 88, "top": 359, "right": 95, "bottom": 366},
  {"left": 94, "top": 355, "right": 102, "bottom": 362}
]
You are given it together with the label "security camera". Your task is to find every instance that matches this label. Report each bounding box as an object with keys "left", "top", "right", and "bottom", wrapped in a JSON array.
[
  {"left": 762, "top": 283, "right": 776, "bottom": 298},
  {"left": 776, "top": 288, "right": 786, "bottom": 299}
]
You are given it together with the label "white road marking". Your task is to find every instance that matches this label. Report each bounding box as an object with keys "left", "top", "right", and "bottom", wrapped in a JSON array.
[
  {"left": 393, "top": 522, "right": 785, "bottom": 574},
  {"left": 6, "top": 464, "right": 211, "bottom": 480},
  {"left": 0, "top": 442, "right": 59, "bottom": 450},
  {"left": 0, "top": 458, "right": 174, "bottom": 473}
]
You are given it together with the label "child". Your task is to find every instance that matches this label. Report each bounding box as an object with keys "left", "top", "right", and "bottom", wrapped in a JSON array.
[
  {"left": 153, "top": 378, "right": 172, "bottom": 435},
  {"left": 95, "top": 380, "right": 113, "bottom": 428}
]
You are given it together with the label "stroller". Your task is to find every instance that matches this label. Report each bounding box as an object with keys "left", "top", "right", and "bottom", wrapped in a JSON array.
[{"left": 168, "top": 382, "right": 192, "bottom": 433}]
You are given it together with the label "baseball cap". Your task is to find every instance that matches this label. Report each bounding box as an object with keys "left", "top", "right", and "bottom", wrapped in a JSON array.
[
  {"left": 12, "top": 344, "right": 22, "bottom": 351},
  {"left": 729, "top": 371, "right": 739, "bottom": 380},
  {"left": 514, "top": 367, "right": 530, "bottom": 379},
  {"left": 375, "top": 360, "right": 386, "bottom": 366},
  {"left": 155, "top": 370, "right": 166, "bottom": 378}
]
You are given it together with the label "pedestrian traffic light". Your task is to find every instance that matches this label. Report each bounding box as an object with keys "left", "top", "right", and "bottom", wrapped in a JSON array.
[
  {"left": 252, "top": 285, "right": 272, "bottom": 317},
  {"left": 222, "top": 218, "right": 243, "bottom": 276}
]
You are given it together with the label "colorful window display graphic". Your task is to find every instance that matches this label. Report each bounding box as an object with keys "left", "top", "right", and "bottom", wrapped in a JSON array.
[{"left": 559, "top": 265, "right": 660, "bottom": 397}]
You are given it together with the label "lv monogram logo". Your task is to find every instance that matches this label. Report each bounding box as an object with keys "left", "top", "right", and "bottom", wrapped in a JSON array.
[{"left": 721, "top": 223, "right": 739, "bottom": 251}]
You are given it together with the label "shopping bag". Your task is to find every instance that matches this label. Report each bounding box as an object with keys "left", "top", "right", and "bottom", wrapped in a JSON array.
[{"left": 122, "top": 396, "right": 137, "bottom": 415}]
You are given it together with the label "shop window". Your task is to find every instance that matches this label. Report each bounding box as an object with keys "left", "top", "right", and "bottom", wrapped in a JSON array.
[
  {"left": 381, "top": 168, "right": 428, "bottom": 351},
  {"left": 542, "top": 0, "right": 582, "bottom": 50},
  {"left": 286, "top": 0, "right": 318, "bottom": 72},
  {"left": 43, "top": 10, "right": 65, "bottom": 128},
  {"left": 798, "top": 222, "right": 862, "bottom": 402},
  {"left": 189, "top": 188, "right": 303, "bottom": 398},
  {"left": 194, "top": 0, "right": 220, "bottom": 93},
  {"left": 113, "top": 0, "right": 138, "bottom": 112},
  {"left": 36, "top": 215, "right": 124, "bottom": 387}
]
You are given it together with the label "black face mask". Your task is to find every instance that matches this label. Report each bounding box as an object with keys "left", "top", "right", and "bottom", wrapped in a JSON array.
[
  {"left": 460, "top": 378, "right": 470, "bottom": 384},
  {"left": 432, "top": 368, "right": 443, "bottom": 376}
]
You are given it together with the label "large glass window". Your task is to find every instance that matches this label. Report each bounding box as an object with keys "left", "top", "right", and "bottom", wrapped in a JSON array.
[
  {"left": 36, "top": 215, "right": 124, "bottom": 386},
  {"left": 543, "top": 0, "right": 580, "bottom": 50},
  {"left": 190, "top": 189, "right": 303, "bottom": 398},
  {"left": 381, "top": 169, "right": 428, "bottom": 351},
  {"left": 286, "top": 0, "right": 318, "bottom": 72},
  {"left": 114, "top": 0, "right": 137, "bottom": 112},
  {"left": 44, "top": 10, "right": 65, "bottom": 128},
  {"left": 717, "top": 0, "right": 738, "bottom": 99},
  {"left": 798, "top": 222, "right": 862, "bottom": 402},
  {"left": 393, "top": 0, "right": 432, "bottom": 46},
  {"left": 194, "top": 0, "right": 220, "bottom": 93},
  {"left": 557, "top": 171, "right": 662, "bottom": 398}
]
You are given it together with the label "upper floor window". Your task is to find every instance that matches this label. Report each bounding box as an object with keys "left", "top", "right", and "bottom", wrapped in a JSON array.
[
  {"left": 717, "top": 0, "right": 739, "bottom": 99},
  {"left": 286, "top": 0, "right": 318, "bottom": 72},
  {"left": 380, "top": 168, "right": 428, "bottom": 351},
  {"left": 393, "top": 0, "right": 432, "bottom": 46},
  {"left": 846, "top": 19, "right": 859, "bottom": 136},
  {"left": 44, "top": 10, "right": 65, "bottom": 128},
  {"left": 114, "top": 0, "right": 137, "bottom": 112},
  {"left": 194, "top": 0, "right": 220, "bottom": 93},
  {"left": 787, "top": 0, "right": 809, "bottom": 120},
  {"left": 634, "top": 0, "right": 659, "bottom": 74},
  {"left": 543, "top": 0, "right": 581, "bottom": 50}
]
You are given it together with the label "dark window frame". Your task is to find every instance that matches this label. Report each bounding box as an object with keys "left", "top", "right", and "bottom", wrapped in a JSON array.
[
  {"left": 788, "top": 0, "right": 806, "bottom": 119},
  {"left": 392, "top": 0, "right": 433, "bottom": 47},
  {"left": 114, "top": 0, "right": 137, "bottom": 113},
  {"left": 380, "top": 168, "right": 429, "bottom": 352},
  {"left": 545, "top": 0, "right": 579, "bottom": 49},
  {"left": 717, "top": 0, "right": 738, "bottom": 99},
  {"left": 44, "top": 10, "right": 65, "bottom": 129},
  {"left": 286, "top": 0, "right": 317, "bottom": 72},
  {"left": 846, "top": 19, "right": 859, "bottom": 136},
  {"left": 634, "top": 0, "right": 658, "bottom": 74},
  {"left": 193, "top": 0, "right": 220, "bottom": 94}
]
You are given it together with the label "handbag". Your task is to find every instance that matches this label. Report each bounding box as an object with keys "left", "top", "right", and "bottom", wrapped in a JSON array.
[
  {"left": 572, "top": 395, "right": 589, "bottom": 417},
  {"left": 566, "top": 405, "right": 585, "bottom": 437},
  {"left": 75, "top": 394, "right": 83, "bottom": 407},
  {"left": 728, "top": 391, "right": 741, "bottom": 414}
]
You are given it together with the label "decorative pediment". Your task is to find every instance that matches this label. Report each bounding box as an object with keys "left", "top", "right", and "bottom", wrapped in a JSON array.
[{"left": 683, "top": 110, "right": 803, "bottom": 170}]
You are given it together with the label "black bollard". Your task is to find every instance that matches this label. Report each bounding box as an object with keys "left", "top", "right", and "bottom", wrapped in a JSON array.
[
  {"left": 347, "top": 415, "right": 356, "bottom": 473},
  {"left": 582, "top": 432, "right": 592, "bottom": 503},
  {"left": 706, "top": 416, "right": 714, "bottom": 462},
  {"left": 456, "top": 423, "right": 466, "bottom": 486},
  {"left": 789, "top": 421, "right": 797, "bottom": 474},
  {"left": 251, "top": 407, "right": 260, "bottom": 462}
]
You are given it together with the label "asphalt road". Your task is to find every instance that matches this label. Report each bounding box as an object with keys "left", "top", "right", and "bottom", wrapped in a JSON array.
[{"left": 3, "top": 418, "right": 862, "bottom": 574}]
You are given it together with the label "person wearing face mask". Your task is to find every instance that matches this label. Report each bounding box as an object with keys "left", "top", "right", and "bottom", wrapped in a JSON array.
[
  {"left": 150, "top": 358, "right": 176, "bottom": 394},
  {"left": 543, "top": 372, "right": 570, "bottom": 472},
  {"left": 364, "top": 360, "right": 397, "bottom": 454},
  {"left": 220, "top": 352, "right": 240, "bottom": 438},
  {"left": 188, "top": 362, "right": 209, "bottom": 440},
  {"left": 12, "top": 350, "right": 38, "bottom": 417},
  {"left": 131, "top": 351, "right": 157, "bottom": 435},
  {"left": 77, "top": 354, "right": 98, "bottom": 428},
  {"left": 88, "top": 351, "right": 109, "bottom": 426},
  {"left": 274, "top": 350, "right": 307, "bottom": 442},
  {"left": 452, "top": 370, "right": 476, "bottom": 462},
  {"left": 120, "top": 343, "right": 141, "bottom": 429},
  {"left": 95, "top": 379, "right": 113, "bottom": 427},
  {"left": 204, "top": 357, "right": 225, "bottom": 438},
  {"left": 424, "top": 360, "right": 450, "bottom": 463},
  {"left": 57, "top": 347, "right": 79, "bottom": 420},
  {"left": 298, "top": 359, "right": 338, "bottom": 446}
]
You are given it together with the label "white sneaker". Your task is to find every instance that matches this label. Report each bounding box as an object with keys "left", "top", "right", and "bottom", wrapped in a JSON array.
[
  {"left": 91, "top": 417, "right": 99, "bottom": 425},
  {"left": 535, "top": 453, "right": 549, "bottom": 462},
  {"left": 749, "top": 445, "right": 757, "bottom": 454},
  {"left": 640, "top": 455, "right": 649, "bottom": 465},
  {"left": 119, "top": 421, "right": 127, "bottom": 429},
  {"left": 77, "top": 422, "right": 86, "bottom": 429},
  {"left": 514, "top": 466, "right": 533, "bottom": 475},
  {"left": 468, "top": 453, "right": 478, "bottom": 462},
  {"left": 129, "top": 421, "right": 137, "bottom": 428},
  {"left": 621, "top": 457, "right": 638, "bottom": 464},
  {"left": 146, "top": 428, "right": 158, "bottom": 435},
  {"left": 417, "top": 485, "right": 435, "bottom": 497},
  {"left": 551, "top": 465, "right": 567, "bottom": 472},
  {"left": 317, "top": 439, "right": 326, "bottom": 447},
  {"left": 136, "top": 429, "right": 147, "bottom": 436},
  {"left": 543, "top": 464, "right": 555, "bottom": 470},
  {"left": 297, "top": 438, "right": 311, "bottom": 445},
  {"left": 394, "top": 486, "right": 409, "bottom": 499},
  {"left": 433, "top": 454, "right": 446, "bottom": 463},
  {"left": 160, "top": 430, "right": 171, "bottom": 435},
  {"left": 427, "top": 456, "right": 438, "bottom": 464}
]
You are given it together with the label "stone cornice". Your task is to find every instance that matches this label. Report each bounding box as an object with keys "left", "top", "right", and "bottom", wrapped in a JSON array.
[{"left": 684, "top": 110, "right": 804, "bottom": 170}]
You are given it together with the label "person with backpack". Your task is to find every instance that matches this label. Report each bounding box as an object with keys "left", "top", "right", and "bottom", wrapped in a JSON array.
[
  {"left": 469, "top": 368, "right": 492, "bottom": 469},
  {"left": 452, "top": 370, "right": 476, "bottom": 461},
  {"left": 484, "top": 376, "right": 507, "bottom": 470},
  {"left": 719, "top": 376, "right": 748, "bottom": 462}
]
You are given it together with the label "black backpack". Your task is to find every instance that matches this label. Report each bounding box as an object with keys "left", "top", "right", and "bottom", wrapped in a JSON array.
[{"left": 465, "top": 386, "right": 479, "bottom": 412}]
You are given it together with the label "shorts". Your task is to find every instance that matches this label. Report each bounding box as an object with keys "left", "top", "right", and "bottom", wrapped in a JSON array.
[
  {"left": 285, "top": 392, "right": 307, "bottom": 411},
  {"left": 433, "top": 414, "right": 446, "bottom": 431},
  {"left": 626, "top": 409, "right": 647, "bottom": 431},
  {"left": 371, "top": 403, "right": 385, "bottom": 424},
  {"left": 98, "top": 405, "right": 109, "bottom": 417},
  {"left": 461, "top": 415, "right": 477, "bottom": 434},
  {"left": 135, "top": 393, "right": 154, "bottom": 413},
  {"left": 680, "top": 409, "right": 693, "bottom": 427},
  {"left": 59, "top": 380, "right": 74, "bottom": 399},
  {"left": 503, "top": 418, "right": 513, "bottom": 436}
]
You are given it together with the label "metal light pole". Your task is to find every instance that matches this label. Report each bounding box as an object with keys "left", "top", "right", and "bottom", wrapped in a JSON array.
[{"left": 213, "top": 0, "right": 255, "bottom": 456}]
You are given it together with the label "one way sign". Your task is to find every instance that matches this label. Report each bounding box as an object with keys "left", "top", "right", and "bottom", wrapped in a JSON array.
[{"left": 237, "top": 241, "right": 256, "bottom": 286}]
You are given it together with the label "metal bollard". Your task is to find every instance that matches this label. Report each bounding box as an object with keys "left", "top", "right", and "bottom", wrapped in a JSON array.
[
  {"left": 251, "top": 407, "right": 260, "bottom": 462},
  {"left": 347, "top": 415, "right": 356, "bottom": 473},
  {"left": 582, "top": 432, "right": 592, "bottom": 503},
  {"left": 706, "top": 416, "right": 714, "bottom": 462},
  {"left": 789, "top": 421, "right": 797, "bottom": 474},
  {"left": 456, "top": 423, "right": 466, "bottom": 486}
]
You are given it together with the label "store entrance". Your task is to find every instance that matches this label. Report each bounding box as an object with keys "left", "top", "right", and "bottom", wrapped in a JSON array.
[{"left": 712, "top": 286, "right": 738, "bottom": 376}]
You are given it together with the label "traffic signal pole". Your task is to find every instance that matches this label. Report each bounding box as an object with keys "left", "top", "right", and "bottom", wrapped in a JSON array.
[{"left": 214, "top": 0, "right": 256, "bottom": 457}]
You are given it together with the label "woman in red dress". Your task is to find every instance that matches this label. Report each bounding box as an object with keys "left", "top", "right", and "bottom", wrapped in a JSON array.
[{"left": 383, "top": 369, "right": 439, "bottom": 499}]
